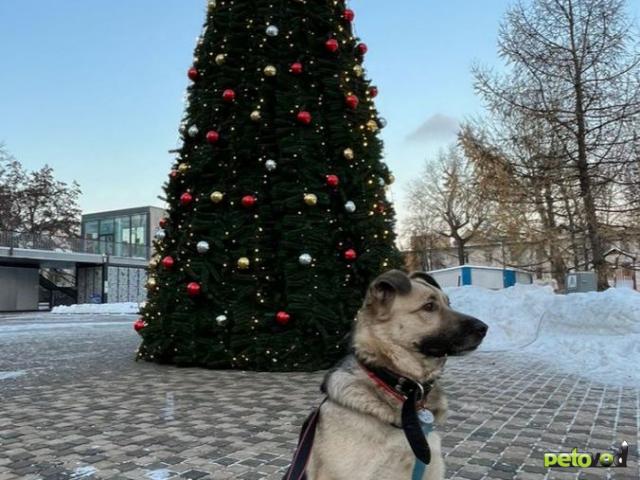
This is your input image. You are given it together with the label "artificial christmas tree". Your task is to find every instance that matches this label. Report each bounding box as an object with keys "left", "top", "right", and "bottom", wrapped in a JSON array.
[{"left": 137, "top": 0, "right": 401, "bottom": 371}]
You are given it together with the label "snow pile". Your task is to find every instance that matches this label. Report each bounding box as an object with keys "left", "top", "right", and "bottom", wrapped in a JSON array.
[
  {"left": 446, "top": 285, "right": 640, "bottom": 387},
  {"left": 51, "top": 303, "right": 140, "bottom": 315}
]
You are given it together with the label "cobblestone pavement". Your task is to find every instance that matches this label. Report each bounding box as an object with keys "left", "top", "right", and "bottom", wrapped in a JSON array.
[{"left": 0, "top": 313, "right": 638, "bottom": 480}]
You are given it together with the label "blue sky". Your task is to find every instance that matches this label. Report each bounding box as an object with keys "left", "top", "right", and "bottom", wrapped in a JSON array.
[{"left": 1, "top": 1, "right": 637, "bottom": 223}]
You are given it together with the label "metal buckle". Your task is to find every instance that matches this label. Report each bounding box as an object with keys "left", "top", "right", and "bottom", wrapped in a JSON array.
[{"left": 415, "top": 382, "right": 425, "bottom": 402}]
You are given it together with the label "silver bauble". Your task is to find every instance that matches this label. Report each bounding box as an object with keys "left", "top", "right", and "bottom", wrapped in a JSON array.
[
  {"left": 216, "top": 314, "right": 228, "bottom": 326},
  {"left": 196, "top": 240, "right": 210, "bottom": 254},
  {"left": 266, "top": 25, "right": 279, "bottom": 37},
  {"left": 298, "top": 253, "right": 312, "bottom": 266},
  {"left": 188, "top": 125, "right": 199, "bottom": 137},
  {"left": 379, "top": 118, "right": 388, "bottom": 128},
  {"left": 345, "top": 201, "right": 356, "bottom": 213},
  {"left": 155, "top": 229, "right": 166, "bottom": 240},
  {"left": 378, "top": 177, "right": 386, "bottom": 187},
  {"left": 265, "top": 159, "right": 277, "bottom": 172}
]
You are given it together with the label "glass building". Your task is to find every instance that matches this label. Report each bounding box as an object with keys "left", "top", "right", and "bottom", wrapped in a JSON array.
[{"left": 81, "top": 206, "right": 165, "bottom": 259}]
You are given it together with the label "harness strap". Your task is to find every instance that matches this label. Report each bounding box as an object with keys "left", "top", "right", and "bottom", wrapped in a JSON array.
[
  {"left": 401, "top": 388, "right": 431, "bottom": 465},
  {"left": 282, "top": 399, "right": 326, "bottom": 480}
]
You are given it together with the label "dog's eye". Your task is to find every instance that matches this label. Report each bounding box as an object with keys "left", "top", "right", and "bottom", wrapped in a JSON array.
[{"left": 422, "top": 302, "right": 436, "bottom": 312}]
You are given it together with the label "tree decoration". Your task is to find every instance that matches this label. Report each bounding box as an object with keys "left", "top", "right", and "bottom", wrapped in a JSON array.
[
  {"left": 325, "top": 38, "right": 339, "bottom": 53},
  {"left": 186, "top": 282, "right": 201, "bottom": 297},
  {"left": 263, "top": 65, "right": 277, "bottom": 77},
  {"left": 304, "top": 193, "right": 318, "bottom": 206},
  {"left": 266, "top": 25, "right": 279, "bottom": 37},
  {"left": 276, "top": 311, "right": 291, "bottom": 325},
  {"left": 134, "top": 318, "right": 147, "bottom": 333},
  {"left": 161, "top": 256, "right": 175, "bottom": 269},
  {"left": 178, "top": 163, "right": 189, "bottom": 174},
  {"left": 188, "top": 67, "right": 199, "bottom": 81},
  {"left": 345, "top": 201, "right": 356, "bottom": 213},
  {"left": 345, "top": 94, "right": 359, "bottom": 109},
  {"left": 180, "top": 192, "right": 194, "bottom": 206},
  {"left": 366, "top": 119, "right": 379, "bottom": 132},
  {"left": 237, "top": 257, "right": 251, "bottom": 269},
  {"left": 369, "top": 86, "right": 379, "bottom": 98},
  {"left": 155, "top": 229, "right": 167, "bottom": 241},
  {"left": 206, "top": 130, "right": 220, "bottom": 144},
  {"left": 265, "top": 159, "right": 277, "bottom": 171},
  {"left": 222, "top": 89, "right": 236, "bottom": 102},
  {"left": 250, "top": 110, "right": 262, "bottom": 121},
  {"left": 353, "top": 65, "right": 364, "bottom": 77},
  {"left": 215, "top": 54, "right": 226, "bottom": 65},
  {"left": 241, "top": 195, "right": 257, "bottom": 207},
  {"left": 343, "top": 9, "right": 355, "bottom": 22},
  {"left": 196, "top": 241, "right": 210, "bottom": 254},
  {"left": 290, "top": 62, "right": 303, "bottom": 75},
  {"left": 357, "top": 43, "right": 368, "bottom": 55},
  {"left": 146, "top": 277, "right": 157, "bottom": 290},
  {"left": 297, "top": 111, "right": 312, "bottom": 125},
  {"left": 298, "top": 253, "right": 312, "bottom": 266},
  {"left": 326, "top": 174, "right": 340, "bottom": 187},
  {"left": 343, "top": 148, "right": 355, "bottom": 160},
  {"left": 210, "top": 191, "right": 224, "bottom": 203},
  {"left": 159, "top": 218, "right": 168, "bottom": 228},
  {"left": 216, "top": 315, "right": 228, "bottom": 326},
  {"left": 344, "top": 249, "right": 357, "bottom": 261},
  {"left": 188, "top": 125, "right": 199, "bottom": 137}
]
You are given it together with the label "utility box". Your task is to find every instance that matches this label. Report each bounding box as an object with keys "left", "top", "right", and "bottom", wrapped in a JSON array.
[{"left": 565, "top": 272, "right": 597, "bottom": 293}]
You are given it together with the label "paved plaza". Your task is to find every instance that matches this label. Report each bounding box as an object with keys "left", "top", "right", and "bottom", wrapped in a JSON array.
[{"left": 0, "top": 313, "right": 638, "bottom": 479}]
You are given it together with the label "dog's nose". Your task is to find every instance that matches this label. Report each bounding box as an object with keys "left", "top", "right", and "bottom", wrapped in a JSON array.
[{"left": 472, "top": 319, "right": 488, "bottom": 337}]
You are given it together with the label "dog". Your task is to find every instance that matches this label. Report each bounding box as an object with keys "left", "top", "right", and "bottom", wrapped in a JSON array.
[{"left": 290, "top": 270, "right": 488, "bottom": 480}]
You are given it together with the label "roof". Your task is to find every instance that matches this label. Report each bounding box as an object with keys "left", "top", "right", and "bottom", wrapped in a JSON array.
[
  {"left": 82, "top": 206, "right": 166, "bottom": 221},
  {"left": 428, "top": 265, "right": 532, "bottom": 275}
]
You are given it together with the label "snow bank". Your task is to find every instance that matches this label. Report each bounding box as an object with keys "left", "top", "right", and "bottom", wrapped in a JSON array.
[
  {"left": 51, "top": 303, "right": 140, "bottom": 315},
  {"left": 446, "top": 285, "right": 640, "bottom": 388}
]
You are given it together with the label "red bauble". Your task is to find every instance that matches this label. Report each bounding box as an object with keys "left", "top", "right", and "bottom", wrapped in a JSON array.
[
  {"left": 326, "top": 174, "right": 340, "bottom": 187},
  {"left": 170, "top": 169, "right": 178, "bottom": 178},
  {"left": 188, "top": 67, "right": 199, "bottom": 81},
  {"left": 344, "top": 249, "right": 357, "bottom": 261},
  {"left": 276, "top": 311, "right": 291, "bottom": 326},
  {"left": 159, "top": 218, "right": 168, "bottom": 228},
  {"left": 133, "top": 318, "right": 146, "bottom": 333},
  {"left": 180, "top": 192, "right": 193, "bottom": 206},
  {"left": 161, "top": 256, "right": 175, "bottom": 269},
  {"left": 297, "top": 111, "right": 312, "bottom": 125},
  {"left": 343, "top": 9, "right": 355, "bottom": 22},
  {"left": 222, "top": 89, "right": 236, "bottom": 102},
  {"left": 369, "top": 86, "right": 379, "bottom": 98},
  {"left": 357, "top": 43, "right": 368, "bottom": 55},
  {"left": 241, "top": 195, "right": 257, "bottom": 208},
  {"left": 206, "top": 130, "right": 220, "bottom": 144},
  {"left": 290, "top": 62, "right": 304, "bottom": 75},
  {"left": 345, "top": 95, "right": 359, "bottom": 109},
  {"left": 325, "top": 38, "right": 339, "bottom": 53},
  {"left": 186, "top": 282, "right": 201, "bottom": 297}
]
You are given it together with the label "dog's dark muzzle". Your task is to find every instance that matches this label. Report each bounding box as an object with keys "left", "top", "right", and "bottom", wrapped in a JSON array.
[{"left": 418, "top": 313, "right": 488, "bottom": 357}]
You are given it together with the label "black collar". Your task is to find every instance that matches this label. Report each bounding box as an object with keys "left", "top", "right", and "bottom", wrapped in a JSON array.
[{"left": 357, "top": 359, "right": 434, "bottom": 401}]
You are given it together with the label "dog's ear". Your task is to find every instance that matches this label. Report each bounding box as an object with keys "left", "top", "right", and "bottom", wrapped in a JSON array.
[
  {"left": 410, "top": 272, "right": 442, "bottom": 291},
  {"left": 365, "top": 270, "right": 412, "bottom": 318}
]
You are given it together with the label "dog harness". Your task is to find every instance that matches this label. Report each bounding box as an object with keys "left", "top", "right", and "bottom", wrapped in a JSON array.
[{"left": 282, "top": 363, "right": 434, "bottom": 480}]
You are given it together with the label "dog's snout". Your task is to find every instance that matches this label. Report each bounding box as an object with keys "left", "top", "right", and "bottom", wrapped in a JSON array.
[{"left": 472, "top": 319, "right": 488, "bottom": 337}]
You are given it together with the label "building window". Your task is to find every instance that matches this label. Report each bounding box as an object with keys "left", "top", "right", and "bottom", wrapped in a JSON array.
[
  {"left": 115, "top": 216, "right": 131, "bottom": 257},
  {"left": 99, "top": 219, "right": 115, "bottom": 255},
  {"left": 131, "top": 214, "right": 147, "bottom": 258}
]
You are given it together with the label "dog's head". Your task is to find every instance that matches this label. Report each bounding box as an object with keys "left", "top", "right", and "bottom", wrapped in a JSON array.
[{"left": 355, "top": 270, "right": 488, "bottom": 364}]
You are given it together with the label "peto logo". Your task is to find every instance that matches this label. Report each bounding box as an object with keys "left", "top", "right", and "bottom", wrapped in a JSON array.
[{"left": 544, "top": 441, "right": 629, "bottom": 468}]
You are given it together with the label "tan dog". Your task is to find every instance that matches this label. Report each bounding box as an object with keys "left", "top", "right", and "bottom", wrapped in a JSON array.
[{"left": 304, "top": 270, "right": 488, "bottom": 480}]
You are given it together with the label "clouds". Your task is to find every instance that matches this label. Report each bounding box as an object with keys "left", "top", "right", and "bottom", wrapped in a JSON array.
[{"left": 406, "top": 113, "right": 460, "bottom": 144}]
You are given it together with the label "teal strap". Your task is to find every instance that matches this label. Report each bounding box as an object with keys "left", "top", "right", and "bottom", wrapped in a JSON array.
[{"left": 412, "top": 410, "right": 434, "bottom": 480}]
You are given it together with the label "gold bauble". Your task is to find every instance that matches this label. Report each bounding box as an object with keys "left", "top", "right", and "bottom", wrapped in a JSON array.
[
  {"left": 366, "top": 119, "right": 379, "bottom": 132},
  {"left": 215, "top": 53, "right": 226, "bottom": 65},
  {"left": 250, "top": 110, "right": 262, "bottom": 121},
  {"left": 343, "top": 148, "right": 355, "bottom": 160},
  {"left": 210, "top": 191, "right": 224, "bottom": 203},
  {"left": 146, "top": 277, "right": 157, "bottom": 289},
  {"left": 353, "top": 65, "right": 364, "bottom": 77},
  {"left": 388, "top": 174, "right": 395, "bottom": 185},
  {"left": 178, "top": 163, "right": 189, "bottom": 174},
  {"left": 149, "top": 256, "right": 159, "bottom": 268},
  {"left": 263, "top": 65, "right": 277, "bottom": 77},
  {"left": 237, "top": 257, "right": 251, "bottom": 269},
  {"left": 304, "top": 193, "right": 318, "bottom": 206}
]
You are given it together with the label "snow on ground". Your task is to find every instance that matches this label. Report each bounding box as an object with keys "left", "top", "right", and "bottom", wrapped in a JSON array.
[
  {"left": 51, "top": 303, "right": 140, "bottom": 315},
  {"left": 447, "top": 284, "right": 640, "bottom": 388}
]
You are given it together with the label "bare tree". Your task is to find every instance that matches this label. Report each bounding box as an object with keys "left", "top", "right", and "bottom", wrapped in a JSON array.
[
  {"left": 474, "top": 0, "right": 640, "bottom": 290},
  {"left": 405, "top": 146, "right": 487, "bottom": 266}
]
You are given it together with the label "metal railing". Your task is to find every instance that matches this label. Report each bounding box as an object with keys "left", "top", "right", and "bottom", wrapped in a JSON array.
[{"left": 0, "top": 230, "right": 151, "bottom": 259}]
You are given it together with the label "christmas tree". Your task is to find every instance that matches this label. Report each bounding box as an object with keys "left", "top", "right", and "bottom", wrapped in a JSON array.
[{"left": 136, "top": 0, "right": 401, "bottom": 371}]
